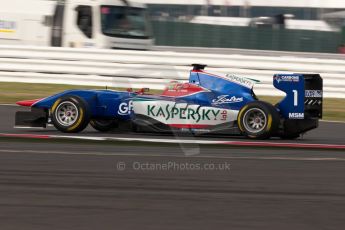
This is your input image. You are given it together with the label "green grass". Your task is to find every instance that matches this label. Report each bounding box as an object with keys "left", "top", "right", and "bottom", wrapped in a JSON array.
[
  {"left": 0, "top": 82, "right": 344, "bottom": 121},
  {"left": 0, "top": 82, "right": 124, "bottom": 104},
  {"left": 0, "top": 82, "right": 161, "bottom": 103}
]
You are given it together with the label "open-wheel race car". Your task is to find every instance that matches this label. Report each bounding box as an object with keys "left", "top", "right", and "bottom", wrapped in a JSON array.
[{"left": 15, "top": 64, "right": 323, "bottom": 139}]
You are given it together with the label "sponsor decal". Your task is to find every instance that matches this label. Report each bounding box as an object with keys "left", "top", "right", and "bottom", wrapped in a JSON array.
[
  {"left": 305, "top": 90, "right": 322, "bottom": 98},
  {"left": 305, "top": 99, "right": 322, "bottom": 106},
  {"left": 83, "top": 42, "right": 95, "bottom": 47},
  {"left": 146, "top": 105, "right": 228, "bottom": 123},
  {"left": 274, "top": 75, "right": 300, "bottom": 83},
  {"left": 118, "top": 101, "right": 133, "bottom": 115},
  {"left": 288, "top": 113, "right": 304, "bottom": 119},
  {"left": 101, "top": 6, "right": 110, "bottom": 14},
  {"left": 190, "top": 129, "right": 210, "bottom": 133},
  {"left": 225, "top": 74, "right": 254, "bottom": 88},
  {"left": 212, "top": 95, "right": 243, "bottom": 105},
  {"left": 0, "top": 19, "right": 16, "bottom": 32}
]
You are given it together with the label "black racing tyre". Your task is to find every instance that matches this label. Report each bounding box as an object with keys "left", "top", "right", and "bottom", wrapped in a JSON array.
[
  {"left": 237, "top": 101, "right": 280, "bottom": 139},
  {"left": 90, "top": 119, "right": 118, "bottom": 132},
  {"left": 51, "top": 96, "right": 90, "bottom": 133}
]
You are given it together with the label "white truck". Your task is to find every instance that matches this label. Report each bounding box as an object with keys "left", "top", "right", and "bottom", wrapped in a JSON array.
[{"left": 0, "top": 0, "right": 153, "bottom": 49}]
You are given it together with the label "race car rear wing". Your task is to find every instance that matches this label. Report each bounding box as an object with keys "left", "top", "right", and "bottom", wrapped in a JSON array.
[{"left": 274, "top": 74, "right": 323, "bottom": 120}]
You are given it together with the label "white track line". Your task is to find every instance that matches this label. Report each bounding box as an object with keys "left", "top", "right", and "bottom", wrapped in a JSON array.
[
  {"left": 0, "top": 104, "right": 18, "bottom": 106},
  {"left": 55, "top": 135, "right": 226, "bottom": 144},
  {"left": 1, "top": 133, "right": 345, "bottom": 149},
  {"left": 320, "top": 120, "right": 345, "bottom": 124},
  {"left": 50, "top": 135, "right": 345, "bottom": 149},
  {"left": 14, "top": 126, "right": 46, "bottom": 130}
]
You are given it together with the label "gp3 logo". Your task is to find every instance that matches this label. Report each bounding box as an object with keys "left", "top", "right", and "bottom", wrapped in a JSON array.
[{"left": 118, "top": 101, "right": 133, "bottom": 115}]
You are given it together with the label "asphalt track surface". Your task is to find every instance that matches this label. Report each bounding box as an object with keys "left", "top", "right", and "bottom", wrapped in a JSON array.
[{"left": 0, "top": 105, "right": 344, "bottom": 230}]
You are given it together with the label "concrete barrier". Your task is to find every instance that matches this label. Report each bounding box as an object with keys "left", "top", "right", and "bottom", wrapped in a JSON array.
[{"left": 0, "top": 45, "right": 344, "bottom": 98}]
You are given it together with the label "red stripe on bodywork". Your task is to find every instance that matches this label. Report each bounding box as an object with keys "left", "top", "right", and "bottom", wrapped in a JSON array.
[
  {"left": 169, "top": 124, "right": 210, "bottom": 129},
  {"left": 16, "top": 99, "right": 41, "bottom": 107}
]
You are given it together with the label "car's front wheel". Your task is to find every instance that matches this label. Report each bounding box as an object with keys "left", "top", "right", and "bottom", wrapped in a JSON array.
[
  {"left": 237, "top": 101, "right": 280, "bottom": 139},
  {"left": 51, "top": 96, "right": 90, "bottom": 133}
]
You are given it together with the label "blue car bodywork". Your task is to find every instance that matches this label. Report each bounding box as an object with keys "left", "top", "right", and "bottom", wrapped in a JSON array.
[{"left": 15, "top": 64, "right": 323, "bottom": 139}]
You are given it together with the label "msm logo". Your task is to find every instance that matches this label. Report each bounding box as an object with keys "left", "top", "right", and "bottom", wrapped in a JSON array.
[{"left": 289, "top": 113, "right": 304, "bottom": 119}]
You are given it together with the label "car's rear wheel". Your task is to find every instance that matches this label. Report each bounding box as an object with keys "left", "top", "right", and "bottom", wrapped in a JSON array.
[
  {"left": 237, "top": 101, "right": 280, "bottom": 139},
  {"left": 51, "top": 96, "right": 90, "bottom": 133},
  {"left": 90, "top": 119, "right": 118, "bottom": 132}
]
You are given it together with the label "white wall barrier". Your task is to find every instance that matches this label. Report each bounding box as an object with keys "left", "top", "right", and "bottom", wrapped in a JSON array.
[{"left": 0, "top": 45, "right": 344, "bottom": 98}]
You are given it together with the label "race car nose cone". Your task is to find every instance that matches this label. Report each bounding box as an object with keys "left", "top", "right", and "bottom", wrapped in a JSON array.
[{"left": 16, "top": 99, "right": 41, "bottom": 107}]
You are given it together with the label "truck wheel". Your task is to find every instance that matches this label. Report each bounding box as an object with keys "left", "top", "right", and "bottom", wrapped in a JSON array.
[
  {"left": 237, "top": 101, "right": 280, "bottom": 139},
  {"left": 51, "top": 96, "right": 90, "bottom": 133},
  {"left": 90, "top": 119, "right": 118, "bottom": 132}
]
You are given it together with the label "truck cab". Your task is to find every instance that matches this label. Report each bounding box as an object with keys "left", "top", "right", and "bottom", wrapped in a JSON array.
[{"left": 0, "top": 0, "right": 153, "bottom": 50}]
